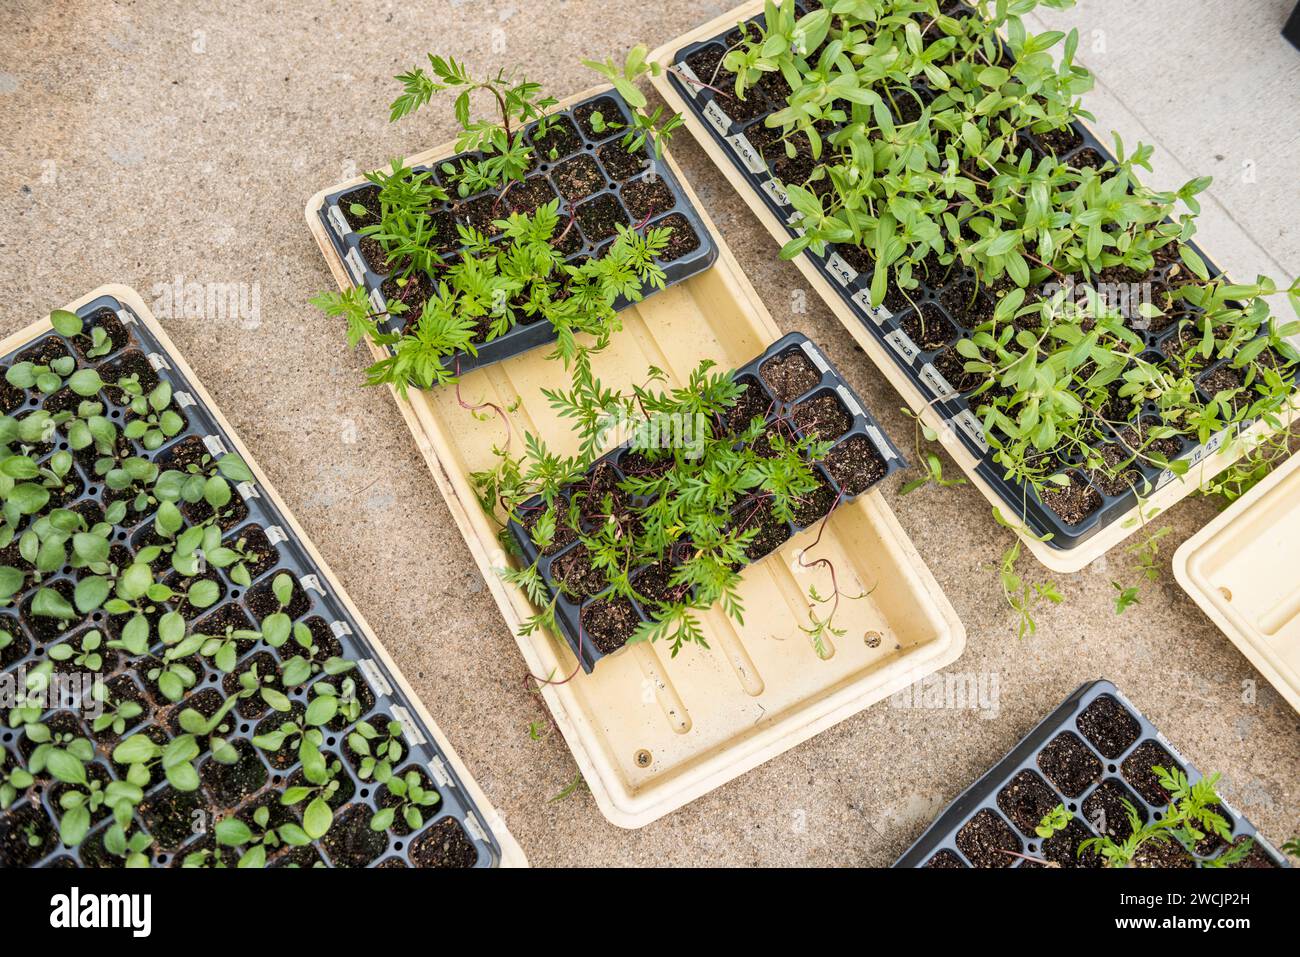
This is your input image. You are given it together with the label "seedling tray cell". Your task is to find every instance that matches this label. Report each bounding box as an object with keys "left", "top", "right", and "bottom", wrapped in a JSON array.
[
  {"left": 649, "top": 2, "right": 1299, "bottom": 572},
  {"left": 507, "top": 331, "right": 905, "bottom": 673},
  {"left": 0, "top": 286, "right": 524, "bottom": 868},
  {"left": 307, "top": 122, "right": 965, "bottom": 827},
  {"left": 314, "top": 87, "right": 717, "bottom": 375},
  {"left": 894, "top": 679, "right": 1289, "bottom": 868}
]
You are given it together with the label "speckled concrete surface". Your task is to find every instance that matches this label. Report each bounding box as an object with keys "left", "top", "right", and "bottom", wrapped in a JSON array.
[{"left": 1, "top": 1, "right": 1296, "bottom": 866}]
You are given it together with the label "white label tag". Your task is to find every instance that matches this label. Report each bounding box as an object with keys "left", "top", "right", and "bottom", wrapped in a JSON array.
[
  {"left": 824, "top": 252, "right": 859, "bottom": 287},
  {"left": 357, "top": 658, "right": 394, "bottom": 699},
  {"left": 951, "top": 409, "right": 988, "bottom": 453},
  {"left": 761, "top": 177, "right": 790, "bottom": 208},
  {"left": 265, "top": 525, "right": 289, "bottom": 546},
  {"left": 368, "top": 288, "right": 387, "bottom": 316},
  {"left": 202, "top": 435, "right": 228, "bottom": 457},
  {"left": 390, "top": 706, "right": 425, "bottom": 746},
  {"left": 236, "top": 481, "right": 260, "bottom": 501},
  {"left": 426, "top": 755, "right": 451, "bottom": 787},
  {"left": 329, "top": 620, "right": 354, "bottom": 639},
  {"left": 676, "top": 61, "right": 704, "bottom": 100},
  {"left": 885, "top": 329, "right": 920, "bottom": 364},
  {"left": 115, "top": 307, "right": 136, "bottom": 325},
  {"left": 146, "top": 352, "right": 170, "bottom": 372},
  {"left": 920, "top": 362, "right": 958, "bottom": 400},
  {"left": 344, "top": 247, "right": 367, "bottom": 284},
  {"left": 725, "top": 131, "right": 765, "bottom": 174},
  {"left": 851, "top": 289, "right": 891, "bottom": 326},
  {"left": 1155, "top": 425, "right": 1233, "bottom": 490},
  {"left": 174, "top": 391, "right": 196, "bottom": 409},
  {"left": 703, "top": 98, "right": 732, "bottom": 136},
  {"left": 800, "top": 340, "right": 830, "bottom": 373},
  {"left": 866, "top": 424, "right": 897, "bottom": 460},
  {"left": 835, "top": 384, "right": 864, "bottom": 418},
  {"left": 328, "top": 204, "right": 351, "bottom": 238},
  {"left": 300, "top": 574, "right": 325, "bottom": 595}
]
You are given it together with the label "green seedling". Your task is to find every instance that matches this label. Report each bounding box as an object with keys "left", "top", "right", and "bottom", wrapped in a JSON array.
[{"left": 370, "top": 769, "right": 440, "bottom": 832}]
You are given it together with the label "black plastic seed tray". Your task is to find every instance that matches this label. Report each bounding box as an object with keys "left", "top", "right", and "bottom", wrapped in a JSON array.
[
  {"left": 315, "top": 88, "right": 718, "bottom": 376},
  {"left": 506, "top": 331, "right": 905, "bottom": 672},
  {"left": 0, "top": 293, "right": 509, "bottom": 868},
  {"left": 666, "top": 4, "right": 1294, "bottom": 550},
  {"left": 894, "top": 679, "right": 1290, "bottom": 868}
]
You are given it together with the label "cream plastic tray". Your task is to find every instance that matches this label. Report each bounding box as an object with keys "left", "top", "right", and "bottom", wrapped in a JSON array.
[
  {"left": 647, "top": 1, "right": 1299, "bottom": 574},
  {"left": 1174, "top": 450, "right": 1300, "bottom": 714},
  {"left": 4, "top": 286, "right": 527, "bottom": 867},
  {"left": 305, "top": 89, "right": 966, "bottom": 828}
]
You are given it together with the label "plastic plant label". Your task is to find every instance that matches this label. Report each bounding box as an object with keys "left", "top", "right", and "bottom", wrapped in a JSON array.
[
  {"left": 329, "top": 619, "right": 354, "bottom": 639},
  {"left": 951, "top": 409, "right": 989, "bottom": 453},
  {"left": 328, "top": 204, "right": 351, "bottom": 238},
  {"left": 265, "top": 525, "right": 289, "bottom": 546},
  {"left": 836, "top": 384, "right": 865, "bottom": 418},
  {"left": 368, "top": 288, "right": 386, "bottom": 316},
  {"left": 866, "top": 424, "right": 897, "bottom": 460},
  {"left": 919, "top": 362, "right": 958, "bottom": 400},
  {"left": 761, "top": 177, "right": 790, "bottom": 208},
  {"left": 725, "top": 131, "right": 765, "bottom": 174},
  {"left": 115, "top": 307, "right": 136, "bottom": 325},
  {"left": 852, "top": 289, "right": 891, "bottom": 326},
  {"left": 885, "top": 329, "right": 920, "bottom": 365},
  {"left": 800, "top": 340, "right": 831, "bottom": 373},
  {"left": 147, "top": 352, "right": 170, "bottom": 372},
  {"left": 702, "top": 98, "right": 732, "bottom": 136},
  {"left": 675, "top": 61, "right": 705, "bottom": 100},
  {"left": 825, "top": 252, "right": 859, "bottom": 287},
  {"left": 344, "top": 247, "right": 367, "bottom": 284},
  {"left": 202, "top": 434, "right": 229, "bottom": 457},
  {"left": 174, "top": 390, "right": 197, "bottom": 409},
  {"left": 390, "top": 706, "right": 425, "bottom": 746},
  {"left": 357, "top": 658, "right": 394, "bottom": 699}
]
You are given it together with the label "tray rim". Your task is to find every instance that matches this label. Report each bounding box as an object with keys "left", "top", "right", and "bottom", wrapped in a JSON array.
[
  {"left": 304, "top": 84, "right": 966, "bottom": 828},
  {"left": 2, "top": 284, "right": 529, "bottom": 868},
  {"left": 1173, "top": 449, "right": 1300, "bottom": 714},
  {"left": 646, "top": 0, "right": 1299, "bottom": 574}
]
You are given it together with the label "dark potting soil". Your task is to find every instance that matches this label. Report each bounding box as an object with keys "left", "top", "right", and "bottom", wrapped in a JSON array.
[
  {"left": 933, "top": 346, "right": 985, "bottom": 394},
  {"left": 791, "top": 471, "right": 838, "bottom": 527},
  {"left": 1036, "top": 731, "right": 1102, "bottom": 797},
  {"left": 551, "top": 545, "right": 605, "bottom": 601},
  {"left": 223, "top": 651, "right": 285, "bottom": 720},
  {"left": 996, "top": 768, "right": 1062, "bottom": 837},
  {"left": 552, "top": 153, "right": 604, "bottom": 202},
  {"left": 923, "top": 849, "right": 966, "bottom": 868},
  {"left": 380, "top": 270, "right": 434, "bottom": 326},
  {"left": 579, "top": 594, "right": 640, "bottom": 654},
  {"left": 501, "top": 176, "right": 558, "bottom": 219},
  {"left": 378, "top": 766, "right": 441, "bottom": 837},
  {"left": 247, "top": 574, "right": 310, "bottom": 621},
  {"left": 1133, "top": 839, "right": 1195, "bottom": 868},
  {"left": 1087, "top": 438, "right": 1144, "bottom": 497},
  {"left": 725, "top": 375, "right": 773, "bottom": 434},
  {"left": 225, "top": 524, "right": 280, "bottom": 582},
  {"left": 620, "top": 176, "right": 674, "bottom": 221},
  {"left": 1040, "top": 818, "right": 1102, "bottom": 868},
  {"left": 1072, "top": 148, "right": 1106, "bottom": 171},
  {"left": 575, "top": 193, "right": 629, "bottom": 243},
  {"left": 683, "top": 46, "right": 769, "bottom": 123},
  {"left": 899, "top": 303, "right": 957, "bottom": 352},
  {"left": 71, "top": 308, "right": 130, "bottom": 361},
  {"left": 88, "top": 675, "right": 147, "bottom": 745},
  {"left": 1199, "top": 365, "right": 1246, "bottom": 410},
  {"left": 22, "top": 579, "right": 76, "bottom": 642},
  {"left": 733, "top": 497, "right": 791, "bottom": 561},
  {"left": 654, "top": 213, "right": 700, "bottom": 262},
  {"left": 1082, "top": 778, "right": 1146, "bottom": 839},
  {"left": 1193, "top": 803, "right": 1230, "bottom": 856},
  {"left": 575, "top": 461, "right": 626, "bottom": 524},
  {"left": 1038, "top": 472, "right": 1102, "bottom": 526},
  {"left": 954, "top": 808, "right": 1021, "bottom": 868},
  {"left": 1121, "top": 740, "right": 1181, "bottom": 806},
  {"left": 140, "top": 786, "right": 208, "bottom": 851},
  {"left": 530, "top": 115, "right": 582, "bottom": 161},
  {"left": 792, "top": 392, "right": 852, "bottom": 442},
  {"left": 938, "top": 282, "right": 996, "bottom": 326},
  {"left": 101, "top": 351, "right": 160, "bottom": 404},
  {"left": 824, "top": 434, "right": 887, "bottom": 495},
  {"left": 1035, "top": 125, "right": 1084, "bottom": 156},
  {"left": 340, "top": 184, "right": 381, "bottom": 230},
  {"left": 359, "top": 236, "right": 395, "bottom": 274},
  {"left": 321, "top": 805, "right": 386, "bottom": 868},
  {"left": 760, "top": 348, "right": 820, "bottom": 401},
  {"left": 376, "top": 855, "right": 407, "bottom": 868},
  {"left": 573, "top": 96, "right": 622, "bottom": 139},
  {"left": 1225, "top": 836, "right": 1280, "bottom": 868},
  {"left": 410, "top": 817, "right": 478, "bottom": 868},
  {"left": 17, "top": 335, "right": 72, "bottom": 368},
  {"left": 522, "top": 504, "right": 578, "bottom": 556},
  {"left": 1075, "top": 693, "right": 1141, "bottom": 758},
  {"left": 597, "top": 143, "right": 646, "bottom": 182},
  {"left": 633, "top": 559, "right": 688, "bottom": 609},
  {"left": 0, "top": 800, "right": 58, "bottom": 867},
  {"left": 255, "top": 703, "right": 308, "bottom": 770},
  {"left": 199, "top": 740, "right": 268, "bottom": 808}
]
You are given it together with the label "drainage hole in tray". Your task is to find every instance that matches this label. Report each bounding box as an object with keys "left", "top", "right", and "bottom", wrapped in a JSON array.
[{"left": 635, "top": 749, "right": 653, "bottom": 768}]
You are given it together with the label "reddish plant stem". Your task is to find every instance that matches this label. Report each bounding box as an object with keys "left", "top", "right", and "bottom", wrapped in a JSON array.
[{"left": 453, "top": 357, "right": 512, "bottom": 449}]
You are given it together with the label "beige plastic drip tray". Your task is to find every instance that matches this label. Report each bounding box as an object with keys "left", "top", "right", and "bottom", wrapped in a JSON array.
[
  {"left": 305, "top": 122, "right": 965, "bottom": 827},
  {"left": 1175, "top": 450, "right": 1300, "bottom": 713}
]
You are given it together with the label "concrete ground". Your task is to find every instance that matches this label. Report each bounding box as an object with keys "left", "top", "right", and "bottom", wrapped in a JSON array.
[{"left": 1, "top": 0, "right": 1297, "bottom": 866}]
